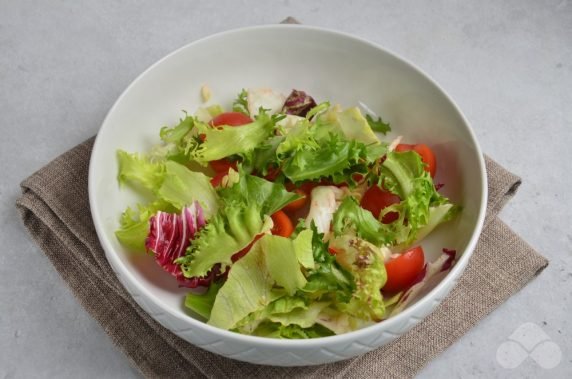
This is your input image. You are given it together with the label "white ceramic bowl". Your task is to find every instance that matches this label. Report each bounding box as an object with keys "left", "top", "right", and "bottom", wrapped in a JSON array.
[{"left": 89, "top": 25, "right": 487, "bottom": 366}]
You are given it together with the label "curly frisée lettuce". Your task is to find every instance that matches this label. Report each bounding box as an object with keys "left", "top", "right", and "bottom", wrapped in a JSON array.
[
  {"left": 114, "top": 86, "right": 461, "bottom": 339},
  {"left": 176, "top": 171, "right": 302, "bottom": 278}
]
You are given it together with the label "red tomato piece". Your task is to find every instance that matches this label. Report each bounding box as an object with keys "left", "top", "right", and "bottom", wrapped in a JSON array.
[
  {"left": 283, "top": 189, "right": 308, "bottom": 212},
  {"left": 209, "top": 159, "right": 237, "bottom": 173},
  {"left": 360, "top": 185, "right": 400, "bottom": 223},
  {"left": 270, "top": 210, "right": 294, "bottom": 238},
  {"left": 395, "top": 143, "right": 437, "bottom": 178},
  {"left": 210, "top": 112, "right": 253, "bottom": 127},
  {"left": 383, "top": 246, "right": 426, "bottom": 294}
]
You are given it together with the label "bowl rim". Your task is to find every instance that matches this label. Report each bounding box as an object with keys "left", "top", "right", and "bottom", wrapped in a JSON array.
[{"left": 89, "top": 23, "right": 488, "bottom": 348}]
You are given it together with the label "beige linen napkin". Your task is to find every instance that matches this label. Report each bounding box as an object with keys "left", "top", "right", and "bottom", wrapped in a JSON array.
[{"left": 16, "top": 136, "right": 547, "bottom": 378}]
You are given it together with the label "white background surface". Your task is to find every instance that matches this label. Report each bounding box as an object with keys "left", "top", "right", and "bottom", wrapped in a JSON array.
[{"left": 1, "top": 1, "right": 570, "bottom": 378}]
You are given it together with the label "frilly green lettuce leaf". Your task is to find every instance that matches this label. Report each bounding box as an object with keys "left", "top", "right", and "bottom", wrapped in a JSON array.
[
  {"left": 332, "top": 196, "right": 395, "bottom": 246},
  {"left": 159, "top": 115, "right": 194, "bottom": 144},
  {"left": 117, "top": 150, "right": 165, "bottom": 193},
  {"left": 365, "top": 114, "right": 391, "bottom": 134},
  {"left": 178, "top": 171, "right": 302, "bottom": 278},
  {"left": 217, "top": 170, "right": 301, "bottom": 216},
  {"left": 300, "top": 224, "right": 354, "bottom": 302},
  {"left": 281, "top": 133, "right": 384, "bottom": 184},
  {"left": 232, "top": 89, "right": 249, "bottom": 115},
  {"left": 178, "top": 205, "right": 272, "bottom": 278},
  {"left": 115, "top": 200, "right": 174, "bottom": 252},
  {"left": 379, "top": 151, "right": 459, "bottom": 244},
  {"left": 329, "top": 235, "right": 388, "bottom": 321},
  {"left": 157, "top": 161, "right": 218, "bottom": 218},
  {"left": 188, "top": 112, "right": 276, "bottom": 163}
]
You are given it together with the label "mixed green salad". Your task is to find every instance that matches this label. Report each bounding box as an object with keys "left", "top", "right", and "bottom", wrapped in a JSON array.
[{"left": 115, "top": 87, "right": 460, "bottom": 338}]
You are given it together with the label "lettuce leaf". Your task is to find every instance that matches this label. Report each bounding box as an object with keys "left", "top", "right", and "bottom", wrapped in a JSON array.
[
  {"left": 207, "top": 239, "right": 277, "bottom": 329},
  {"left": 266, "top": 107, "right": 387, "bottom": 185},
  {"left": 328, "top": 107, "right": 380, "bottom": 145},
  {"left": 244, "top": 135, "right": 284, "bottom": 176},
  {"left": 217, "top": 170, "right": 301, "bottom": 216},
  {"left": 184, "top": 280, "right": 223, "bottom": 320},
  {"left": 207, "top": 234, "right": 307, "bottom": 330},
  {"left": 117, "top": 151, "right": 218, "bottom": 216},
  {"left": 329, "top": 235, "right": 388, "bottom": 321},
  {"left": 178, "top": 171, "right": 302, "bottom": 278},
  {"left": 315, "top": 306, "right": 375, "bottom": 335},
  {"left": 293, "top": 229, "right": 314, "bottom": 269},
  {"left": 332, "top": 197, "right": 395, "bottom": 246},
  {"left": 251, "top": 322, "right": 335, "bottom": 339},
  {"left": 300, "top": 225, "right": 354, "bottom": 302},
  {"left": 178, "top": 204, "right": 272, "bottom": 277},
  {"left": 365, "top": 114, "right": 391, "bottom": 134},
  {"left": 233, "top": 295, "right": 305, "bottom": 335},
  {"left": 232, "top": 89, "right": 249, "bottom": 115},
  {"left": 157, "top": 161, "right": 218, "bottom": 218},
  {"left": 189, "top": 112, "right": 277, "bottom": 163},
  {"left": 281, "top": 133, "right": 384, "bottom": 184},
  {"left": 115, "top": 200, "right": 174, "bottom": 252},
  {"left": 262, "top": 235, "right": 307, "bottom": 295},
  {"left": 159, "top": 115, "right": 194, "bottom": 144},
  {"left": 268, "top": 302, "right": 330, "bottom": 328},
  {"left": 379, "top": 151, "right": 458, "bottom": 244},
  {"left": 117, "top": 150, "right": 165, "bottom": 193},
  {"left": 409, "top": 203, "right": 460, "bottom": 245}
]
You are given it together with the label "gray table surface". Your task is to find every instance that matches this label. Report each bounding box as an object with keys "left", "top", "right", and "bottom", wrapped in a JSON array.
[{"left": 1, "top": 1, "right": 571, "bottom": 378}]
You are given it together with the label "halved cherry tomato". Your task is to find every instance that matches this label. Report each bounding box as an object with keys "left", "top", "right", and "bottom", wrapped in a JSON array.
[
  {"left": 383, "top": 246, "right": 426, "bottom": 294},
  {"left": 209, "top": 158, "right": 237, "bottom": 173},
  {"left": 270, "top": 210, "right": 294, "bottom": 238},
  {"left": 360, "top": 185, "right": 400, "bottom": 223},
  {"left": 283, "top": 189, "right": 308, "bottom": 212},
  {"left": 395, "top": 143, "right": 437, "bottom": 178},
  {"left": 210, "top": 112, "right": 252, "bottom": 127}
]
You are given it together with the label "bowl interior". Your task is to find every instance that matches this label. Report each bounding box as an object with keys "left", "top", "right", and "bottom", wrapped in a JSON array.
[{"left": 90, "top": 25, "right": 486, "bottom": 337}]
